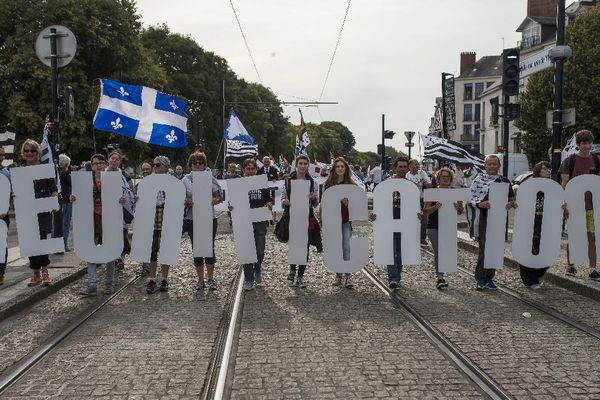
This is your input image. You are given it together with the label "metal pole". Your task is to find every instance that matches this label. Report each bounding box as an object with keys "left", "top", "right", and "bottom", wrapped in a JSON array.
[
  {"left": 222, "top": 80, "right": 226, "bottom": 173},
  {"left": 381, "top": 114, "right": 386, "bottom": 175},
  {"left": 551, "top": 0, "right": 566, "bottom": 181},
  {"left": 441, "top": 73, "right": 448, "bottom": 139},
  {"left": 49, "top": 28, "right": 60, "bottom": 163},
  {"left": 408, "top": 138, "right": 412, "bottom": 159},
  {"left": 503, "top": 96, "right": 510, "bottom": 178}
]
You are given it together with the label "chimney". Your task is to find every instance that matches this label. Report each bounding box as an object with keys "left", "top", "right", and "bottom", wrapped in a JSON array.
[
  {"left": 460, "top": 52, "right": 476, "bottom": 74},
  {"left": 527, "top": 0, "right": 557, "bottom": 17}
]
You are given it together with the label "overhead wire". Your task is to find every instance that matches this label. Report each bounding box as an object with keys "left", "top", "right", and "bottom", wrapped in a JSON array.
[
  {"left": 228, "top": 0, "right": 264, "bottom": 85},
  {"left": 318, "top": 0, "right": 352, "bottom": 101}
]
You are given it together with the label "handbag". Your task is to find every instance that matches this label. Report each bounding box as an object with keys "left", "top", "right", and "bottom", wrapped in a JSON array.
[{"left": 275, "top": 208, "right": 290, "bottom": 242}]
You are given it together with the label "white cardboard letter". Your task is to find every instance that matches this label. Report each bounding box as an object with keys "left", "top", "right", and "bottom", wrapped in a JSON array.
[
  {"left": 192, "top": 171, "right": 215, "bottom": 257},
  {"left": 0, "top": 174, "right": 9, "bottom": 263},
  {"left": 423, "top": 188, "right": 470, "bottom": 273},
  {"left": 72, "top": 171, "right": 123, "bottom": 263},
  {"left": 483, "top": 182, "right": 509, "bottom": 269},
  {"left": 321, "top": 184, "right": 368, "bottom": 273},
  {"left": 565, "top": 174, "right": 600, "bottom": 264},
  {"left": 130, "top": 174, "right": 185, "bottom": 265},
  {"left": 11, "top": 164, "right": 63, "bottom": 256},
  {"left": 288, "top": 180, "right": 310, "bottom": 265},
  {"left": 373, "top": 179, "right": 421, "bottom": 266},
  {"left": 228, "top": 175, "right": 272, "bottom": 264}
]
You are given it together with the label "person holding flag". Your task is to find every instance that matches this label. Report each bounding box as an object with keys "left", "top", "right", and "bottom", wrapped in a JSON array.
[{"left": 295, "top": 109, "right": 311, "bottom": 156}]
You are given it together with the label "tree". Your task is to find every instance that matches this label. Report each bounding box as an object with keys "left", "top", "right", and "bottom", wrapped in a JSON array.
[
  {"left": 517, "top": 4, "right": 600, "bottom": 165},
  {"left": 320, "top": 121, "right": 356, "bottom": 155}
]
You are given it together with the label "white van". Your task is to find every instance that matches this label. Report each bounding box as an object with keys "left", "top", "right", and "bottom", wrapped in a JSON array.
[{"left": 490, "top": 153, "right": 530, "bottom": 181}]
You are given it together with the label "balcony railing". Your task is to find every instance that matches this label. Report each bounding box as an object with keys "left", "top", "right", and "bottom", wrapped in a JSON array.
[{"left": 519, "top": 35, "right": 541, "bottom": 50}]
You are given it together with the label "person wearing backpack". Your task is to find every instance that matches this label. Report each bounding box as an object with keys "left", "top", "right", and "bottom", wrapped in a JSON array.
[
  {"left": 281, "top": 155, "right": 319, "bottom": 288},
  {"left": 560, "top": 129, "right": 600, "bottom": 281}
]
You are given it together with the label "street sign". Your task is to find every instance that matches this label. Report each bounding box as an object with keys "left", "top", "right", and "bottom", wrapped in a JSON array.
[
  {"left": 519, "top": 46, "right": 551, "bottom": 80},
  {"left": 404, "top": 131, "right": 415, "bottom": 141},
  {"left": 546, "top": 108, "right": 576, "bottom": 130},
  {"left": 35, "top": 25, "right": 77, "bottom": 68},
  {"left": 405, "top": 142, "right": 415, "bottom": 147}
]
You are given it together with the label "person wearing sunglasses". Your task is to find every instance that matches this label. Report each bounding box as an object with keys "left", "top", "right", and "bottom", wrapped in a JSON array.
[
  {"left": 423, "top": 167, "right": 464, "bottom": 289},
  {"left": 182, "top": 151, "right": 222, "bottom": 290},
  {"left": 20, "top": 139, "right": 58, "bottom": 287}
]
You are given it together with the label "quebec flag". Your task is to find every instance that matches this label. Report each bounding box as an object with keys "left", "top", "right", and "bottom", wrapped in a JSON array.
[
  {"left": 223, "top": 109, "right": 255, "bottom": 144},
  {"left": 93, "top": 79, "right": 188, "bottom": 148}
]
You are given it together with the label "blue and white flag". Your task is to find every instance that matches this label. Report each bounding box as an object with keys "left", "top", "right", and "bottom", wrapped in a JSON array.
[
  {"left": 223, "top": 109, "right": 255, "bottom": 144},
  {"left": 93, "top": 79, "right": 188, "bottom": 148}
]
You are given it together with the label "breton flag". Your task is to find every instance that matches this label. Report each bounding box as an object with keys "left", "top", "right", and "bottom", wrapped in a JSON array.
[
  {"left": 0, "top": 129, "right": 16, "bottom": 167},
  {"left": 93, "top": 79, "right": 188, "bottom": 148},
  {"left": 421, "top": 134, "right": 485, "bottom": 169},
  {"left": 41, "top": 118, "right": 54, "bottom": 164},
  {"left": 295, "top": 109, "right": 310, "bottom": 156},
  {"left": 224, "top": 109, "right": 257, "bottom": 157},
  {"left": 561, "top": 133, "right": 577, "bottom": 162}
]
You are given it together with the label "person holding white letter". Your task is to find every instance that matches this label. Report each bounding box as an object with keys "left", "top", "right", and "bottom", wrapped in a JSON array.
[{"left": 468, "top": 155, "right": 516, "bottom": 291}]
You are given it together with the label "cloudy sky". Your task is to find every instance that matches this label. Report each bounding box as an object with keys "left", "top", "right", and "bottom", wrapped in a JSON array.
[{"left": 136, "top": 0, "right": 527, "bottom": 157}]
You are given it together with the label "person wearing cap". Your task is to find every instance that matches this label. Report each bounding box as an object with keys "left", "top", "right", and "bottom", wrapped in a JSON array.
[{"left": 146, "top": 155, "right": 173, "bottom": 293}]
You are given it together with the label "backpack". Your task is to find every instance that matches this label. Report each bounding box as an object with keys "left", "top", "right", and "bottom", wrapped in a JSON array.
[{"left": 567, "top": 153, "right": 600, "bottom": 179}]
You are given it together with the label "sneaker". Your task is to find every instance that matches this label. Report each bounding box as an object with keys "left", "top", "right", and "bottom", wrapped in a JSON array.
[
  {"left": 243, "top": 280, "right": 254, "bottom": 291},
  {"left": 116, "top": 258, "right": 125, "bottom": 270},
  {"left": 146, "top": 279, "right": 156, "bottom": 294},
  {"left": 473, "top": 280, "right": 484, "bottom": 291},
  {"left": 79, "top": 286, "right": 97, "bottom": 297},
  {"left": 41, "top": 269, "right": 51, "bottom": 286},
  {"left": 295, "top": 277, "right": 306, "bottom": 288},
  {"left": 287, "top": 271, "right": 296, "bottom": 282},
  {"left": 389, "top": 281, "right": 399, "bottom": 289},
  {"left": 28, "top": 273, "right": 41, "bottom": 287},
  {"left": 332, "top": 275, "right": 342, "bottom": 286},
  {"left": 255, "top": 272, "right": 263, "bottom": 285},
  {"left": 436, "top": 278, "right": 448, "bottom": 290},
  {"left": 484, "top": 281, "right": 498, "bottom": 291},
  {"left": 207, "top": 278, "right": 218, "bottom": 290},
  {"left": 566, "top": 266, "right": 577, "bottom": 276},
  {"left": 102, "top": 283, "right": 114, "bottom": 295},
  {"left": 345, "top": 276, "right": 354, "bottom": 289},
  {"left": 590, "top": 270, "right": 600, "bottom": 281},
  {"left": 138, "top": 263, "right": 150, "bottom": 276},
  {"left": 195, "top": 280, "right": 206, "bottom": 290},
  {"left": 528, "top": 283, "right": 542, "bottom": 290},
  {"left": 159, "top": 280, "right": 169, "bottom": 292}
]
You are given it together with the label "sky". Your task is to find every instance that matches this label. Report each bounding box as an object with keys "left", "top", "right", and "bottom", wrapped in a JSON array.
[{"left": 135, "top": 0, "right": 527, "bottom": 158}]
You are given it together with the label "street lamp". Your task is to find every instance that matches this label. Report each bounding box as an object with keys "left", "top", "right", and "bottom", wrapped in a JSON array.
[{"left": 404, "top": 131, "right": 416, "bottom": 159}]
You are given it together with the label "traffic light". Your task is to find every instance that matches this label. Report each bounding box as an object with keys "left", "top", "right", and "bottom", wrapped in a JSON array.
[
  {"left": 490, "top": 97, "right": 499, "bottom": 125},
  {"left": 384, "top": 130, "right": 396, "bottom": 139},
  {"left": 502, "top": 48, "right": 520, "bottom": 97},
  {"left": 505, "top": 103, "right": 520, "bottom": 121},
  {"left": 377, "top": 144, "right": 383, "bottom": 155}
]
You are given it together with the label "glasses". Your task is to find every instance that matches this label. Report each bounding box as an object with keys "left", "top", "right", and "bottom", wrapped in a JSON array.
[
  {"left": 153, "top": 163, "right": 163, "bottom": 167},
  {"left": 23, "top": 149, "right": 37, "bottom": 154},
  {"left": 191, "top": 161, "right": 204, "bottom": 165}
]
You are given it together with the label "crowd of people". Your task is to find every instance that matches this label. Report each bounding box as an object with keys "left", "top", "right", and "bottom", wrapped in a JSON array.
[{"left": 0, "top": 128, "right": 598, "bottom": 295}]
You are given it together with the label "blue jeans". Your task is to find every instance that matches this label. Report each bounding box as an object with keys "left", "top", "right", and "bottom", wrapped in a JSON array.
[
  {"left": 387, "top": 232, "right": 403, "bottom": 283},
  {"left": 243, "top": 222, "right": 267, "bottom": 283},
  {"left": 86, "top": 261, "right": 115, "bottom": 287},
  {"left": 62, "top": 202, "right": 72, "bottom": 250}
]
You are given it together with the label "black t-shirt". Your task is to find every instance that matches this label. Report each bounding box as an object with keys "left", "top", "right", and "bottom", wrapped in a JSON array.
[{"left": 248, "top": 188, "right": 272, "bottom": 209}]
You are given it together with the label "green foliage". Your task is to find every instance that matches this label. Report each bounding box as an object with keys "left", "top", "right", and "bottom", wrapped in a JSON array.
[{"left": 517, "top": 4, "right": 600, "bottom": 165}]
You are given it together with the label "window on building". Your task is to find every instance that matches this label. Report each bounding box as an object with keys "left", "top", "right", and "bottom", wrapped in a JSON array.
[
  {"left": 474, "top": 124, "right": 481, "bottom": 140},
  {"left": 475, "top": 83, "right": 484, "bottom": 99},
  {"left": 464, "top": 83, "right": 473, "bottom": 101},
  {"left": 474, "top": 104, "right": 481, "bottom": 122},
  {"left": 463, "top": 124, "right": 472, "bottom": 136},
  {"left": 464, "top": 104, "right": 472, "bottom": 121}
]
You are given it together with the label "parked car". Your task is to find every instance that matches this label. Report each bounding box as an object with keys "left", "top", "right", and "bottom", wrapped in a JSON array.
[{"left": 512, "top": 171, "right": 533, "bottom": 196}]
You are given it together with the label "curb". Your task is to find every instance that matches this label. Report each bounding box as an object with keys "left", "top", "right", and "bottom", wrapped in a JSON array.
[
  {"left": 457, "top": 239, "right": 600, "bottom": 302},
  {"left": 0, "top": 263, "right": 87, "bottom": 322}
]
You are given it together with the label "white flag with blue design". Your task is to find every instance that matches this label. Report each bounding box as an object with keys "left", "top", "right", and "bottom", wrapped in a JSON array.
[
  {"left": 223, "top": 109, "right": 255, "bottom": 144},
  {"left": 93, "top": 79, "right": 188, "bottom": 148}
]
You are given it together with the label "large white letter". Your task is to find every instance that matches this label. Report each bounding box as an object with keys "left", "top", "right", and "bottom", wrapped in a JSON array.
[
  {"left": 0, "top": 174, "right": 9, "bottom": 263},
  {"left": 423, "top": 188, "right": 470, "bottom": 273},
  {"left": 321, "top": 184, "right": 368, "bottom": 273},
  {"left": 373, "top": 179, "right": 421, "bottom": 266},
  {"left": 192, "top": 171, "right": 214, "bottom": 257},
  {"left": 512, "top": 178, "right": 564, "bottom": 268},
  {"left": 288, "top": 180, "right": 310, "bottom": 265},
  {"left": 483, "top": 182, "right": 509, "bottom": 269},
  {"left": 565, "top": 174, "right": 600, "bottom": 264},
  {"left": 71, "top": 171, "right": 123, "bottom": 263},
  {"left": 228, "top": 175, "right": 272, "bottom": 264},
  {"left": 130, "top": 174, "right": 185, "bottom": 265},
  {"left": 11, "top": 164, "right": 63, "bottom": 256}
]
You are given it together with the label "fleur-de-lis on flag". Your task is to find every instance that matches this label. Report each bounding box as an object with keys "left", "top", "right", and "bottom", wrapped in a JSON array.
[
  {"left": 170, "top": 99, "right": 178, "bottom": 111},
  {"left": 166, "top": 129, "right": 177, "bottom": 143},
  {"left": 117, "top": 86, "right": 129, "bottom": 97},
  {"left": 111, "top": 117, "right": 123, "bottom": 130}
]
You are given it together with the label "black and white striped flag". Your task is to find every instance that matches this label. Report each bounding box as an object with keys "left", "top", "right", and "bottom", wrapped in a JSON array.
[
  {"left": 0, "top": 129, "right": 16, "bottom": 167},
  {"left": 421, "top": 134, "right": 485, "bottom": 169},
  {"left": 41, "top": 118, "right": 53, "bottom": 164},
  {"left": 226, "top": 139, "right": 258, "bottom": 158}
]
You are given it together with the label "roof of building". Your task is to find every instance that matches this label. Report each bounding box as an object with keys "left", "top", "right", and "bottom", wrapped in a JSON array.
[
  {"left": 517, "top": 16, "right": 557, "bottom": 31},
  {"left": 458, "top": 55, "right": 502, "bottom": 79}
]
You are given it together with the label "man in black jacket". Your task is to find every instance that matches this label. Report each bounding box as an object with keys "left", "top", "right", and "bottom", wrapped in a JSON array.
[{"left": 258, "top": 156, "right": 278, "bottom": 181}]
